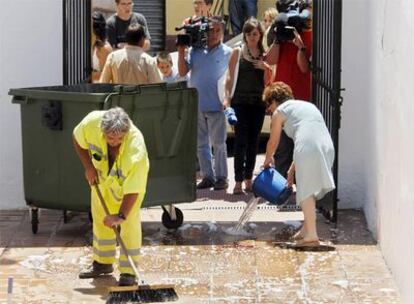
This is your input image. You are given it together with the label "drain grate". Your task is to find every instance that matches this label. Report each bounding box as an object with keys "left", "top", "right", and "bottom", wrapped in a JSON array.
[
  {"left": 202, "top": 204, "right": 301, "bottom": 211},
  {"left": 278, "top": 204, "right": 302, "bottom": 211}
]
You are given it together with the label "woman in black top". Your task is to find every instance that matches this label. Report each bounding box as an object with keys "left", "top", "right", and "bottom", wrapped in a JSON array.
[{"left": 224, "top": 18, "right": 272, "bottom": 194}]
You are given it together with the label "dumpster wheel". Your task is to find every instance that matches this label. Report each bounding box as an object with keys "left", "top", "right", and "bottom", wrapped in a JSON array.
[{"left": 161, "top": 205, "right": 184, "bottom": 229}]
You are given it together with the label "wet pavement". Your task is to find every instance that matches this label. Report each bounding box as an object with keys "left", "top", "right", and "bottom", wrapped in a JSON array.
[
  {"left": 0, "top": 206, "right": 400, "bottom": 303},
  {"left": 0, "top": 157, "right": 401, "bottom": 303}
]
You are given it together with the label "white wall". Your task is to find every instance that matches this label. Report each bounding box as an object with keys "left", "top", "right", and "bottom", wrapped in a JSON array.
[
  {"left": 339, "top": 0, "right": 377, "bottom": 211},
  {"left": 341, "top": 0, "right": 414, "bottom": 302},
  {"left": 0, "top": 0, "right": 62, "bottom": 209}
]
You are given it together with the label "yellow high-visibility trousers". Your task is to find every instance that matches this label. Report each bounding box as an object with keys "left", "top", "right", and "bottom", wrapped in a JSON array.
[{"left": 91, "top": 186, "right": 142, "bottom": 275}]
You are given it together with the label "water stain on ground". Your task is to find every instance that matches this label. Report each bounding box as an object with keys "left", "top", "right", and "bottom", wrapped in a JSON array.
[{"left": 0, "top": 209, "right": 399, "bottom": 303}]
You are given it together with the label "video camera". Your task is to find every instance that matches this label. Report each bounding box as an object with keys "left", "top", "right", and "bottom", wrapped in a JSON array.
[
  {"left": 175, "top": 17, "right": 209, "bottom": 49},
  {"left": 268, "top": 0, "right": 311, "bottom": 45}
]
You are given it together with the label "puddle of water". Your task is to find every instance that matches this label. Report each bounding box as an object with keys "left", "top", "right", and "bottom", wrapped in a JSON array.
[
  {"left": 20, "top": 254, "right": 51, "bottom": 273},
  {"left": 332, "top": 280, "right": 349, "bottom": 289},
  {"left": 178, "top": 223, "right": 192, "bottom": 231},
  {"left": 206, "top": 221, "right": 218, "bottom": 232},
  {"left": 283, "top": 220, "right": 302, "bottom": 229},
  {"left": 224, "top": 227, "right": 254, "bottom": 237},
  {"left": 297, "top": 254, "right": 315, "bottom": 301}
]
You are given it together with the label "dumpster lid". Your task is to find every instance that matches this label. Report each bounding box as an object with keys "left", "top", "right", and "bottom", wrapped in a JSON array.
[
  {"left": 9, "top": 82, "right": 191, "bottom": 104},
  {"left": 9, "top": 84, "right": 119, "bottom": 104}
]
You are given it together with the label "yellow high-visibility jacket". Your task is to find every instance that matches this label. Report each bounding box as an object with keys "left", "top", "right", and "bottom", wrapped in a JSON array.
[{"left": 73, "top": 110, "right": 149, "bottom": 206}]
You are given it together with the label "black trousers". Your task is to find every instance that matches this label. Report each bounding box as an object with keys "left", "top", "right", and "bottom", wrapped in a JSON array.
[
  {"left": 233, "top": 104, "right": 265, "bottom": 182},
  {"left": 274, "top": 130, "right": 294, "bottom": 178}
]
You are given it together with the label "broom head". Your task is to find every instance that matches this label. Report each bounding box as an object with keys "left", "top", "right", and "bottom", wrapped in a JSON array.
[{"left": 106, "top": 284, "right": 178, "bottom": 303}]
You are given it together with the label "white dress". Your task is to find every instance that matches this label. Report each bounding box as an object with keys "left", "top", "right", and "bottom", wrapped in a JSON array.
[{"left": 277, "top": 100, "right": 335, "bottom": 203}]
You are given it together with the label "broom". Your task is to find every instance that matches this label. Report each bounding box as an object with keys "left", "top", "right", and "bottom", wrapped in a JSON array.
[{"left": 93, "top": 184, "right": 179, "bottom": 303}]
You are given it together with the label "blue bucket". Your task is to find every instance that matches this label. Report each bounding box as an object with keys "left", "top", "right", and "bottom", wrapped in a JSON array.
[{"left": 252, "top": 167, "right": 292, "bottom": 205}]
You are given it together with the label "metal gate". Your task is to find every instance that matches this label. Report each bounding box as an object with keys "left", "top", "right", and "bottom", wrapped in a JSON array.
[
  {"left": 312, "top": 0, "right": 343, "bottom": 223},
  {"left": 63, "top": 0, "right": 91, "bottom": 85},
  {"left": 133, "top": 0, "right": 165, "bottom": 54}
]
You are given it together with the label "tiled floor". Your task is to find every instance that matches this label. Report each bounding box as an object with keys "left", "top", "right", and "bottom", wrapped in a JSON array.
[
  {"left": 0, "top": 156, "right": 401, "bottom": 303},
  {"left": 0, "top": 206, "right": 400, "bottom": 303}
]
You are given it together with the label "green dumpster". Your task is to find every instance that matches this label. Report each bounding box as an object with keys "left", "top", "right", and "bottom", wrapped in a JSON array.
[{"left": 9, "top": 82, "right": 198, "bottom": 233}]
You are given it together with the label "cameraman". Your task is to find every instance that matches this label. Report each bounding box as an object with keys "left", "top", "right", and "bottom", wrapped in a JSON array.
[
  {"left": 265, "top": 2, "right": 312, "bottom": 178},
  {"left": 266, "top": 27, "right": 311, "bottom": 100},
  {"left": 177, "top": 16, "right": 232, "bottom": 191}
]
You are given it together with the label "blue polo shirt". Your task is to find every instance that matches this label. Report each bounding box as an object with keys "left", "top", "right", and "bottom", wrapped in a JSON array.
[{"left": 187, "top": 43, "right": 232, "bottom": 112}]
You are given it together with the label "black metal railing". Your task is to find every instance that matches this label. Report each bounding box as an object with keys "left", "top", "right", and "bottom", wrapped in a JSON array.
[
  {"left": 312, "top": 0, "right": 343, "bottom": 223},
  {"left": 63, "top": 0, "right": 91, "bottom": 85}
]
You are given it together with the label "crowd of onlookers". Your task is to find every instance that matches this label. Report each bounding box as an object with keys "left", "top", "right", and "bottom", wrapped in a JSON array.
[
  {"left": 92, "top": 0, "right": 312, "bottom": 193},
  {"left": 88, "top": 0, "right": 337, "bottom": 249},
  {"left": 91, "top": 0, "right": 314, "bottom": 193}
]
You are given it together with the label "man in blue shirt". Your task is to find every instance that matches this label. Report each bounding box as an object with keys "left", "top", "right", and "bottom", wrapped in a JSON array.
[{"left": 178, "top": 16, "right": 232, "bottom": 190}]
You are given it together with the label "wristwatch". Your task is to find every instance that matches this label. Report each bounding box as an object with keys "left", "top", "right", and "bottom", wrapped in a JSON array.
[
  {"left": 117, "top": 211, "right": 126, "bottom": 220},
  {"left": 299, "top": 46, "right": 307, "bottom": 52}
]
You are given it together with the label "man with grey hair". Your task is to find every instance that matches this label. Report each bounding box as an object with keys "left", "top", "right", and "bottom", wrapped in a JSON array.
[{"left": 73, "top": 107, "right": 149, "bottom": 286}]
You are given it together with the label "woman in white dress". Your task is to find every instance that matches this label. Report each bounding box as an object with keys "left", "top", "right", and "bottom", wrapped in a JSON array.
[{"left": 263, "top": 82, "right": 335, "bottom": 246}]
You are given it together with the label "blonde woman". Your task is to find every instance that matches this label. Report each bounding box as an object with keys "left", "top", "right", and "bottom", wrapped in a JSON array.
[{"left": 262, "top": 7, "right": 278, "bottom": 50}]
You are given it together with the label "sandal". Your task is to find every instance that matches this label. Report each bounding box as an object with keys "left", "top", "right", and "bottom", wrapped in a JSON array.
[
  {"left": 233, "top": 182, "right": 244, "bottom": 195},
  {"left": 290, "top": 238, "right": 320, "bottom": 248},
  {"left": 244, "top": 179, "right": 253, "bottom": 192}
]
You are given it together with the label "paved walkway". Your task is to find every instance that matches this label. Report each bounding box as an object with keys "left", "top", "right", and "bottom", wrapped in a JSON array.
[
  {"left": 0, "top": 156, "right": 401, "bottom": 303},
  {"left": 0, "top": 207, "right": 400, "bottom": 303}
]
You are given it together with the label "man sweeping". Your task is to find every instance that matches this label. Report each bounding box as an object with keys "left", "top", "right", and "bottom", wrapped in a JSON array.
[{"left": 73, "top": 107, "right": 149, "bottom": 287}]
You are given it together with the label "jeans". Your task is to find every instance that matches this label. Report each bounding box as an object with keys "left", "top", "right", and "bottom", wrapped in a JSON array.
[
  {"left": 233, "top": 104, "right": 265, "bottom": 182},
  {"left": 229, "top": 0, "right": 258, "bottom": 35},
  {"left": 197, "top": 110, "right": 228, "bottom": 181}
]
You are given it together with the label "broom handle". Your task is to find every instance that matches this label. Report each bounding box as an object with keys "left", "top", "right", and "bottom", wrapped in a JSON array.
[{"left": 93, "top": 184, "right": 142, "bottom": 281}]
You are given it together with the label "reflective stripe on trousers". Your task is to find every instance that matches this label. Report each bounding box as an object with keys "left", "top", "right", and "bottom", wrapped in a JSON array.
[{"left": 91, "top": 186, "right": 142, "bottom": 274}]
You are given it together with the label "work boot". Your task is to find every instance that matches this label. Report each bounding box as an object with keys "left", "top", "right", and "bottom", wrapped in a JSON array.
[
  {"left": 213, "top": 178, "right": 228, "bottom": 190},
  {"left": 78, "top": 261, "right": 113, "bottom": 279},
  {"left": 118, "top": 273, "right": 137, "bottom": 286},
  {"left": 196, "top": 177, "right": 215, "bottom": 189}
]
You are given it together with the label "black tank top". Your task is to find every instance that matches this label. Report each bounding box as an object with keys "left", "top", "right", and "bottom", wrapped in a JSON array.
[{"left": 232, "top": 56, "right": 265, "bottom": 106}]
